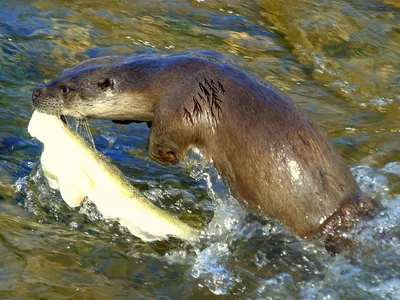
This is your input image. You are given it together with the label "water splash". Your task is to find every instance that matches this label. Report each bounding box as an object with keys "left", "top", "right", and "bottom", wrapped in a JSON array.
[
  {"left": 297, "top": 164, "right": 400, "bottom": 299},
  {"left": 14, "top": 163, "right": 68, "bottom": 221},
  {"left": 13, "top": 145, "right": 400, "bottom": 298},
  {"left": 183, "top": 149, "right": 247, "bottom": 294},
  {"left": 187, "top": 148, "right": 247, "bottom": 239},
  {"left": 191, "top": 242, "right": 237, "bottom": 295}
]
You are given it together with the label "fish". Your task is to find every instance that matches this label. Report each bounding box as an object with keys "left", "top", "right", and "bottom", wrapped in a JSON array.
[{"left": 28, "top": 110, "right": 198, "bottom": 242}]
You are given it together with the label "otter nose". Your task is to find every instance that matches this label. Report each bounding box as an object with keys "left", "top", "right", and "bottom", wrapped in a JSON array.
[
  {"left": 32, "top": 88, "right": 41, "bottom": 101},
  {"left": 32, "top": 88, "right": 42, "bottom": 107}
]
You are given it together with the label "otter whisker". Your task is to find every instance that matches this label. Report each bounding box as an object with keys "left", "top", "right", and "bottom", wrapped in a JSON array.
[
  {"left": 71, "top": 108, "right": 86, "bottom": 120},
  {"left": 82, "top": 118, "right": 96, "bottom": 151},
  {"left": 71, "top": 108, "right": 96, "bottom": 151}
]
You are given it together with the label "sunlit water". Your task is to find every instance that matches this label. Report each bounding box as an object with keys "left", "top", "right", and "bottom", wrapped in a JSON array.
[{"left": 1, "top": 0, "right": 399, "bottom": 299}]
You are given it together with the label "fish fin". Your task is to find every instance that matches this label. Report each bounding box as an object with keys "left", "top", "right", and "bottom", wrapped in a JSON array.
[
  {"left": 58, "top": 180, "right": 85, "bottom": 207},
  {"left": 42, "top": 167, "right": 60, "bottom": 190},
  {"left": 57, "top": 169, "right": 94, "bottom": 208}
]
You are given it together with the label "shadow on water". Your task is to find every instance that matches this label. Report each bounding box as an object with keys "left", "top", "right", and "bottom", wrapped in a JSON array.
[{"left": 0, "top": 0, "right": 399, "bottom": 298}]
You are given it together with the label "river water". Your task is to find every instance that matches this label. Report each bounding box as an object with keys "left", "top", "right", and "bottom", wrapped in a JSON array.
[{"left": 0, "top": 0, "right": 399, "bottom": 299}]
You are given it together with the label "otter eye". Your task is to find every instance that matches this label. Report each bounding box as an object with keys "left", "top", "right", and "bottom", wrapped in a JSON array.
[
  {"left": 61, "top": 86, "right": 70, "bottom": 94},
  {"left": 98, "top": 78, "right": 114, "bottom": 90}
]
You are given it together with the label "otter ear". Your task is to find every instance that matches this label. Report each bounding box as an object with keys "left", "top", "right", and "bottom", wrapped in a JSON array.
[{"left": 98, "top": 78, "right": 114, "bottom": 90}]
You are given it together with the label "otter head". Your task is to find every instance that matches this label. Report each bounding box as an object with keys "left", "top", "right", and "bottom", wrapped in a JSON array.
[{"left": 32, "top": 56, "right": 155, "bottom": 121}]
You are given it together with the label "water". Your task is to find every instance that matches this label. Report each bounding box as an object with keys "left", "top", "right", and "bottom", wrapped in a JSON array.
[{"left": 1, "top": 0, "right": 399, "bottom": 298}]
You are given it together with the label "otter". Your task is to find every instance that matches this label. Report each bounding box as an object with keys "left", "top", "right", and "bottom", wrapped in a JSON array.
[{"left": 32, "top": 52, "right": 379, "bottom": 254}]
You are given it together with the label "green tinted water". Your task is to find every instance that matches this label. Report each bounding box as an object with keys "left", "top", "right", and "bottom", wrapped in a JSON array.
[{"left": 0, "top": 0, "right": 399, "bottom": 299}]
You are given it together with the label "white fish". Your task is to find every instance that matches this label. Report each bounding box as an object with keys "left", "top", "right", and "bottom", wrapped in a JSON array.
[{"left": 28, "top": 111, "right": 198, "bottom": 242}]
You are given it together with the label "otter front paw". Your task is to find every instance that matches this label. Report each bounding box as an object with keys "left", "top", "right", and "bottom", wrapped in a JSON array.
[{"left": 149, "top": 144, "right": 179, "bottom": 165}]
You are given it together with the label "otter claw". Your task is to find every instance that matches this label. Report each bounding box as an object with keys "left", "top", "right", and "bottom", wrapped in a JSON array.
[{"left": 151, "top": 144, "right": 179, "bottom": 165}]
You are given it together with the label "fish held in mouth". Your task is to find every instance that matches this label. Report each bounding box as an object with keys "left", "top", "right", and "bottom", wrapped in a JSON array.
[{"left": 27, "top": 110, "right": 198, "bottom": 242}]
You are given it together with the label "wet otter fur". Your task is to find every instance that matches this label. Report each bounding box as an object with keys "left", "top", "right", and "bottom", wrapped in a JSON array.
[{"left": 32, "top": 52, "right": 380, "bottom": 254}]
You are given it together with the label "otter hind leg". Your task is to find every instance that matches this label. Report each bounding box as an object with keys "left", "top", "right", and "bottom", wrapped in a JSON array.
[{"left": 320, "top": 197, "right": 381, "bottom": 255}]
